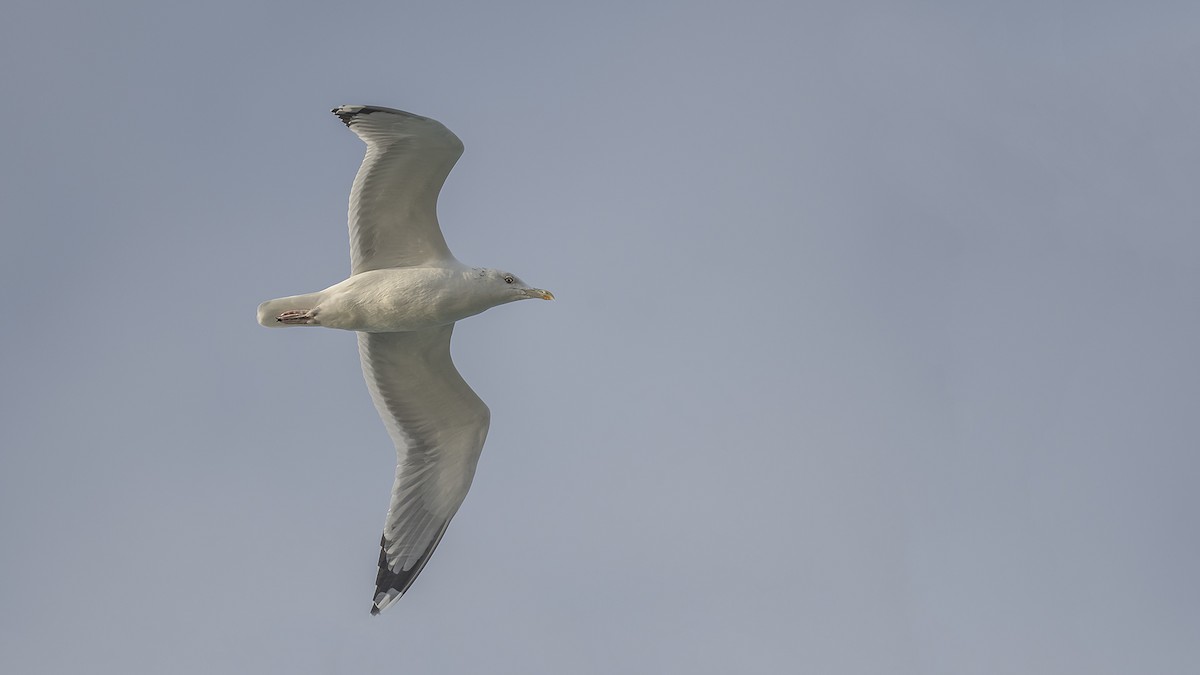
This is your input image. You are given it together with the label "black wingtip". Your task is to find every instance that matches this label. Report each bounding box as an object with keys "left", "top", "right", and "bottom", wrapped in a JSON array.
[
  {"left": 332, "top": 104, "right": 428, "bottom": 129},
  {"left": 370, "top": 605, "right": 381, "bottom": 616},
  {"left": 331, "top": 104, "right": 393, "bottom": 127},
  {"left": 370, "top": 523, "right": 452, "bottom": 614},
  {"left": 331, "top": 105, "right": 362, "bottom": 128}
]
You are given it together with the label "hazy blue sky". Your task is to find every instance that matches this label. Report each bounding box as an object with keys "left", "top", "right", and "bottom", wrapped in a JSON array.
[{"left": 2, "top": 1, "right": 1197, "bottom": 673}]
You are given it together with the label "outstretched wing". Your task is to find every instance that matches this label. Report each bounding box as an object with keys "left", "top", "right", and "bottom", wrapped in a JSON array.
[
  {"left": 333, "top": 105, "right": 464, "bottom": 273},
  {"left": 357, "top": 325, "right": 490, "bottom": 614}
]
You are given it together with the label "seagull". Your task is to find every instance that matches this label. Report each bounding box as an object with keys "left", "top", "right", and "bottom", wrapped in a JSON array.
[{"left": 257, "top": 105, "right": 553, "bottom": 615}]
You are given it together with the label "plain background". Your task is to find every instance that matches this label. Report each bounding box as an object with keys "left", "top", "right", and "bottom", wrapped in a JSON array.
[{"left": 2, "top": 1, "right": 1197, "bottom": 673}]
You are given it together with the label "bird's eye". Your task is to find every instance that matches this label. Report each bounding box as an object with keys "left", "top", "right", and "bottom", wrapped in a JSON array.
[{"left": 504, "top": 276, "right": 514, "bottom": 284}]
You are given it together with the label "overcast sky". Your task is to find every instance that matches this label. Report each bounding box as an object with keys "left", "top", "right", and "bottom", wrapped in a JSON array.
[{"left": 2, "top": 1, "right": 1198, "bottom": 673}]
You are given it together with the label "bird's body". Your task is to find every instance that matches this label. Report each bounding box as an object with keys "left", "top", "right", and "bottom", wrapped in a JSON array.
[
  {"left": 258, "top": 265, "right": 541, "bottom": 332},
  {"left": 257, "top": 105, "right": 551, "bottom": 615}
]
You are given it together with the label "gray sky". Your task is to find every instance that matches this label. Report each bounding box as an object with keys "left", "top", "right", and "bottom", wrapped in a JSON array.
[{"left": 2, "top": 1, "right": 1197, "bottom": 673}]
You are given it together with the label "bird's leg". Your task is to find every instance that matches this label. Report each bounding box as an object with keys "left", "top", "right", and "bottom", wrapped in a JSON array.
[{"left": 276, "top": 309, "right": 320, "bottom": 325}]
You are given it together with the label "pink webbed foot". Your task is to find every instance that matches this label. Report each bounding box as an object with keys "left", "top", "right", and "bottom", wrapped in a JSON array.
[{"left": 276, "top": 309, "right": 319, "bottom": 325}]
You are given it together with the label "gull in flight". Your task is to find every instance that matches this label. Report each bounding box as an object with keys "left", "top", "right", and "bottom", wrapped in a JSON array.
[{"left": 257, "top": 105, "right": 553, "bottom": 615}]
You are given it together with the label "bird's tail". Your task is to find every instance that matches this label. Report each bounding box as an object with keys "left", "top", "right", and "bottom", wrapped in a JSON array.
[{"left": 256, "top": 291, "right": 325, "bottom": 327}]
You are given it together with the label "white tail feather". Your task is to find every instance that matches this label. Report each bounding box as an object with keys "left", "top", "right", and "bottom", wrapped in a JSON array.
[{"left": 257, "top": 292, "right": 324, "bottom": 327}]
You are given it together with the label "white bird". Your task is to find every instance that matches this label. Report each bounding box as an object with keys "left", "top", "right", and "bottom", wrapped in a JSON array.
[{"left": 257, "top": 105, "right": 553, "bottom": 615}]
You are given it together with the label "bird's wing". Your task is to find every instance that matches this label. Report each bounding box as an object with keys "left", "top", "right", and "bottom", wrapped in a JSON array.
[
  {"left": 333, "top": 105, "right": 464, "bottom": 273},
  {"left": 357, "top": 325, "right": 490, "bottom": 614}
]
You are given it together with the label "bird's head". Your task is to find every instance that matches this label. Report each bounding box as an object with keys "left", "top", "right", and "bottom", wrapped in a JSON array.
[{"left": 479, "top": 268, "right": 554, "bottom": 304}]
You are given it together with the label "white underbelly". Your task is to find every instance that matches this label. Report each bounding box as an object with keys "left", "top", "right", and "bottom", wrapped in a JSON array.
[{"left": 313, "top": 268, "right": 477, "bottom": 332}]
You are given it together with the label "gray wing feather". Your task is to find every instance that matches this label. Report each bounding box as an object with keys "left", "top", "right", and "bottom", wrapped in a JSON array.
[
  {"left": 333, "top": 105, "right": 464, "bottom": 273},
  {"left": 357, "top": 325, "right": 490, "bottom": 612}
]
